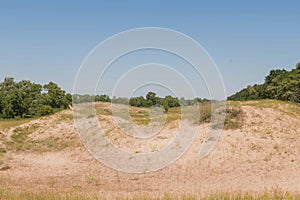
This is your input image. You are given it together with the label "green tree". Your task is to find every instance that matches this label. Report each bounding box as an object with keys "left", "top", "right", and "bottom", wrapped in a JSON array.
[
  {"left": 146, "top": 92, "right": 157, "bottom": 105},
  {"left": 95, "top": 94, "right": 111, "bottom": 102},
  {"left": 43, "top": 82, "right": 69, "bottom": 109},
  {"left": 129, "top": 96, "right": 147, "bottom": 107},
  {"left": 0, "top": 78, "right": 17, "bottom": 118},
  {"left": 228, "top": 63, "right": 300, "bottom": 102},
  {"left": 0, "top": 78, "right": 71, "bottom": 118},
  {"left": 295, "top": 89, "right": 300, "bottom": 102},
  {"left": 161, "top": 95, "right": 180, "bottom": 108},
  {"left": 296, "top": 62, "right": 300, "bottom": 71}
]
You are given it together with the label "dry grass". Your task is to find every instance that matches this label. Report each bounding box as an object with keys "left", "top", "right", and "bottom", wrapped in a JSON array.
[
  {"left": 223, "top": 103, "right": 244, "bottom": 130},
  {"left": 2, "top": 124, "right": 74, "bottom": 153},
  {"left": 0, "top": 187, "right": 299, "bottom": 200},
  {"left": 240, "top": 99, "right": 300, "bottom": 118},
  {"left": 0, "top": 118, "right": 35, "bottom": 130},
  {"left": 95, "top": 102, "right": 243, "bottom": 129},
  {"left": 0, "top": 101, "right": 299, "bottom": 199},
  {"left": 0, "top": 112, "right": 79, "bottom": 154}
]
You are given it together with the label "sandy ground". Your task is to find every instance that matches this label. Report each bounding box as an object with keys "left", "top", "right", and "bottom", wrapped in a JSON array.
[{"left": 0, "top": 102, "right": 299, "bottom": 197}]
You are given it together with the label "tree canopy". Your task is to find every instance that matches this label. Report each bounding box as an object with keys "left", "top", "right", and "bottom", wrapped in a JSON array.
[
  {"left": 228, "top": 63, "right": 300, "bottom": 102},
  {"left": 0, "top": 79, "right": 209, "bottom": 117},
  {"left": 0, "top": 78, "right": 72, "bottom": 118},
  {"left": 129, "top": 92, "right": 180, "bottom": 112}
]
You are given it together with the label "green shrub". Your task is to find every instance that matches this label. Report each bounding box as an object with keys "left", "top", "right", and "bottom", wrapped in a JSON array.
[
  {"left": 37, "top": 105, "right": 54, "bottom": 116},
  {"left": 0, "top": 148, "right": 6, "bottom": 153},
  {"left": 224, "top": 107, "right": 243, "bottom": 129}
]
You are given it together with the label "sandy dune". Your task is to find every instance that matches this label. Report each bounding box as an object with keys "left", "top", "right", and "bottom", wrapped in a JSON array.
[{"left": 0, "top": 101, "right": 299, "bottom": 197}]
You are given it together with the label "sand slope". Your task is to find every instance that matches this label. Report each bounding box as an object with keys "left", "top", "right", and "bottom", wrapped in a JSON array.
[{"left": 0, "top": 101, "right": 299, "bottom": 197}]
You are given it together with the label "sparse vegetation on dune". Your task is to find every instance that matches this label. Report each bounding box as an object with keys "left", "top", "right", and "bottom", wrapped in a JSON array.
[
  {"left": 95, "top": 101, "right": 244, "bottom": 129},
  {"left": 0, "top": 118, "right": 35, "bottom": 130},
  {"left": 0, "top": 187, "right": 299, "bottom": 200},
  {"left": 240, "top": 99, "right": 300, "bottom": 118},
  {"left": 1, "top": 1, "right": 300, "bottom": 198},
  {"left": 0, "top": 110, "right": 80, "bottom": 168},
  {"left": 0, "top": 100, "right": 299, "bottom": 198}
]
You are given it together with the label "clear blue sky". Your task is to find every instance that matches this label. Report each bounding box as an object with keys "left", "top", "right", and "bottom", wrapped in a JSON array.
[{"left": 1, "top": 1, "right": 299, "bottom": 97}]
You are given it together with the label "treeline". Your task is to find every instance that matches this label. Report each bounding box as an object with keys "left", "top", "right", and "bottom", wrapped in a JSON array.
[
  {"left": 228, "top": 63, "right": 300, "bottom": 102},
  {"left": 73, "top": 94, "right": 111, "bottom": 104},
  {"left": 129, "top": 92, "right": 209, "bottom": 112},
  {"left": 0, "top": 76, "right": 211, "bottom": 118},
  {"left": 0, "top": 78, "right": 72, "bottom": 118},
  {"left": 74, "top": 92, "right": 210, "bottom": 112}
]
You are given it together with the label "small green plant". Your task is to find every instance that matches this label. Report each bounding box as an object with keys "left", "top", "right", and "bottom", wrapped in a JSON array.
[
  {"left": 58, "top": 114, "right": 73, "bottom": 121},
  {"left": 85, "top": 174, "right": 101, "bottom": 186},
  {"left": 263, "top": 152, "right": 273, "bottom": 162},
  {"left": 37, "top": 105, "right": 54, "bottom": 116},
  {"left": 210, "top": 104, "right": 243, "bottom": 130},
  {"left": 11, "top": 124, "right": 40, "bottom": 143},
  {"left": 223, "top": 106, "right": 243, "bottom": 129},
  {"left": 0, "top": 148, "right": 6, "bottom": 153},
  {"left": 0, "top": 166, "right": 10, "bottom": 171},
  {"left": 96, "top": 107, "right": 112, "bottom": 116},
  {"left": 198, "top": 103, "right": 212, "bottom": 123}
]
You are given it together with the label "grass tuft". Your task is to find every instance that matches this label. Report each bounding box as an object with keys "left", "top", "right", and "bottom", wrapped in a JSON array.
[
  {"left": 0, "top": 188, "right": 299, "bottom": 200},
  {"left": 0, "top": 118, "right": 35, "bottom": 130}
]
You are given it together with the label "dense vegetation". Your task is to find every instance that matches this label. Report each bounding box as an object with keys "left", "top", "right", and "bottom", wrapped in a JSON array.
[
  {"left": 129, "top": 92, "right": 180, "bottom": 112},
  {"left": 0, "top": 76, "right": 210, "bottom": 119},
  {"left": 0, "top": 78, "right": 72, "bottom": 118},
  {"left": 74, "top": 92, "right": 210, "bottom": 112},
  {"left": 73, "top": 94, "right": 111, "bottom": 104},
  {"left": 228, "top": 63, "right": 300, "bottom": 102},
  {"left": 129, "top": 92, "right": 212, "bottom": 112}
]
